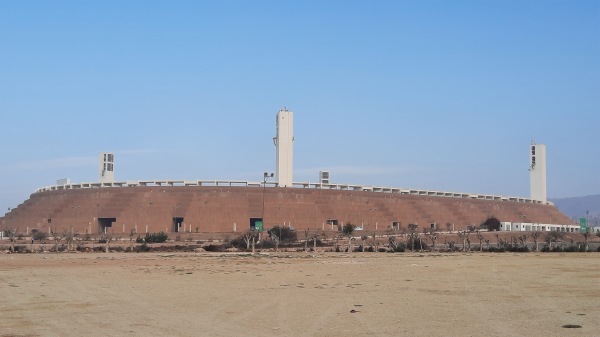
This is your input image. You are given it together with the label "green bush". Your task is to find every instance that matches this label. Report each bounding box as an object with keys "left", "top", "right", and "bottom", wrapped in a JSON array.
[
  {"left": 144, "top": 232, "right": 169, "bottom": 243},
  {"left": 481, "top": 217, "right": 501, "bottom": 231},
  {"left": 342, "top": 223, "right": 355, "bottom": 236}
]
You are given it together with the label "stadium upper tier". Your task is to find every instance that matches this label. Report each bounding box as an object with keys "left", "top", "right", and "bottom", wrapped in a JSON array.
[{"left": 34, "top": 179, "right": 549, "bottom": 205}]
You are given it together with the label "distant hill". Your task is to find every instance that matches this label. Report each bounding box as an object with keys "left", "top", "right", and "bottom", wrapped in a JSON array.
[{"left": 551, "top": 194, "right": 600, "bottom": 226}]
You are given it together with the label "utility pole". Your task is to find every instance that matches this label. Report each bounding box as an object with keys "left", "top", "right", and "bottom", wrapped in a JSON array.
[{"left": 261, "top": 172, "right": 274, "bottom": 230}]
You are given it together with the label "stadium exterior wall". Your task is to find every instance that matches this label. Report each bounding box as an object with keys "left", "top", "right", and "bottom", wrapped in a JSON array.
[{"left": 1, "top": 186, "right": 573, "bottom": 236}]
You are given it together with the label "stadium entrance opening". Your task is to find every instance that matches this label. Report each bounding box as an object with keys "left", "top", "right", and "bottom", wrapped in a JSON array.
[
  {"left": 326, "top": 219, "right": 338, "bottom": 230},
  {"left": 98, "top": 218, "right": 116, "bottom": 234},
  {"left": 172, "top": 217, "right": 184, "bottom": 232},
  {"left": 249, "top": 218, "right": 263, "bottom": 231}
]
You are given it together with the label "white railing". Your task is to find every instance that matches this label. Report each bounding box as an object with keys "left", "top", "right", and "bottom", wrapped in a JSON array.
[
  {"left": 34, "top": 180, "right": 274, "bottom": 192},
  {"left": 291, "top": 182, "right": 545, "bottom": 205},
  {"left": 34, "top": 180, "right": 547, "bottom": 205}
]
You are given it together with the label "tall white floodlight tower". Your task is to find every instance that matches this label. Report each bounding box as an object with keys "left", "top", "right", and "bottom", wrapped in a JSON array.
[
  {"left": 273, "top": 108, "right": 294, "bottom": 187},
  {"left": 529, "top": 142, "right": 547, "bottom": 203},
  {"left": 99, "top": 152, "right": 115, "bottom": 183}
]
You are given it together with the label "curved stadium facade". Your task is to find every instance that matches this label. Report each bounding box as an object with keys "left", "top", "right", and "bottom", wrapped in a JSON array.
[{"left": 1, "top": 180, "right": 574, "bottom": 236}]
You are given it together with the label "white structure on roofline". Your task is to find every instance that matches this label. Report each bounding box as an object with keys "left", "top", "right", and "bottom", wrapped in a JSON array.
[
  {"left": 529, "top": 142, "right": 547, "bottom": 203},
  {"left": 273, "top": 107, "right": 294, "bottom": 187},
  {"left": 99, "top": 152, "right": 115, "bottom": 183}
]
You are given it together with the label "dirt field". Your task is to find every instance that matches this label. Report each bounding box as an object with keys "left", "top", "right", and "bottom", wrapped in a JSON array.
[{"left": 1, "top": 252, "right": 598, "bottom": 337}]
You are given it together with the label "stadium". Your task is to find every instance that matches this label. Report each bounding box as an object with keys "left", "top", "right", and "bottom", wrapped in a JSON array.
[{"left": 1, "top": 108, "right": 575, "bottom": 238}]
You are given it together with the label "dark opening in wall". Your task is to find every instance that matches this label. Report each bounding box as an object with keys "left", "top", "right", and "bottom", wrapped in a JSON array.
[
  {"left": 98, "top": 217, "right": 116, "bottom": 234},
  {"left": 249, "top": 218, "right": 263, "bottom": 231},
  {"left": 172, "top": 217, "right": 184, "bottom": 232}
]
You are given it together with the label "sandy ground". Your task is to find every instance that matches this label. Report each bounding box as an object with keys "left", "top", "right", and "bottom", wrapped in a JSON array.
[{"left": 0, "top": 252, "right": 598, "bottom": 337}]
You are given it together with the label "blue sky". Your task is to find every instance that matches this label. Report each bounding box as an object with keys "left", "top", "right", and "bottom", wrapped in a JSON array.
[{"left": 1, "top": 0, "right": 598, "bottom": 213}]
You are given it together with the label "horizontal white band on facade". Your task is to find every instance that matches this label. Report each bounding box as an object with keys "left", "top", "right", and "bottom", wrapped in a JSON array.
[{"left": 34, "top": 180, "right": 548, "bottom": 205}]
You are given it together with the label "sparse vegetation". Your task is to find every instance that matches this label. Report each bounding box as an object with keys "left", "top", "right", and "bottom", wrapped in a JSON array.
[
  {"left": 3, "top": 228, "right": 18, "bottom": 252},
  {"left": 137, "top": 242, "right": 151, "bottom": 252},
  {"left": 388, "top": 236, "right": 406, "bottom": 252},
  {"left": 239, "top": 230, "right": 259, "bottom": 252},
  {"left": 101, "top": 233, "right": 114, "bottom": 252},
  {"left": 582, "top": 228, "right": 591, "bottom": 252},
  {"left": 530, "top": 231, "right": 542, "bottom": 251},
  {"left": 407, "top": 224, "right": 419, "bottom": 252},
  {"left": 457, "top": 231, "right": 470, "bottom": 252},
  {"left": 476, "top": 231, "right": 484, "bottom": 252},
  {"left": 406, "top": 235, "right": 428, "bottom": 251},
  {"left": 1, "top": 224, "right": 599, "bottom": 254},
  {"left": 308, "top": 230, "right": 321, "bottom": 251},
  {"left": 425, "top": 231, "right": 439, "bottom": 250},
  {"left": 267, "top": 225, "right": 297, "bottom": 251},
  {"left": 203, "top": 244, "right": 226, "bottom": 252},
  {"left": 144, "top": 232, "right": 169, "bottom": 243},
  {"left": 50, "top": 228, "right": 65, "bottom": 252},
  {"left": 342, "top": 223, "right": 355, "bottom": 253},
  {"left": 64, "top": 229, "right": 77, "bottom": 252},
  {"left": 542, "top": 244, "right": 586, "bottom": 253},
  {"left": 31, "top": 229, "right": 47, "bottom": 242},
  {"left": 544, "top": 231, "right": 564, "bottom": 250},
  {"left": 272, "top": 226, "right": 297, "bottom": 244}
]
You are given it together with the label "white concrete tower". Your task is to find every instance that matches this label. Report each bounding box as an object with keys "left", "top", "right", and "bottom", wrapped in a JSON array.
[
  {"left": 99, "top": 152, "right": 115, "bottom": 183},
  {"left": 529, "top": 142, "right": 547, "bottom": 203},
  {"left": 273, "top": 108, "right": 294, "bottom": 187}
]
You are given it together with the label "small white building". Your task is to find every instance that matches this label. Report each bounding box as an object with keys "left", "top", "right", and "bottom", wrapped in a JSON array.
[
  {"left": 500, "top": 221, "right": 579, "bottom": 233},
  {"left": 500, "top": 222, "right": 512, "bottom": 231}
]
